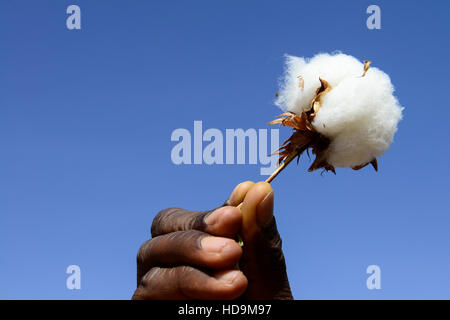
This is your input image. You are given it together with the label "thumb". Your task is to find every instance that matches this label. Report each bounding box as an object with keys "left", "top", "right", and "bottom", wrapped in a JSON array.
[
  {"left": 238, "top": 182, "right": 293, "bottom": 300},
  {"left": 240, "top": 182, "right": 274, "bottom": 239}
]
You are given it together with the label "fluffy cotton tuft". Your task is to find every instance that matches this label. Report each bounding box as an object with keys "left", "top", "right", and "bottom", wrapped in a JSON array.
[{"left": 275, "top": 52, "right": 403, "bottom": 168}]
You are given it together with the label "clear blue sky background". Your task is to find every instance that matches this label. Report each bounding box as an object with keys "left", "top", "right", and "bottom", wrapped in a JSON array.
[{"left": 1, "top": 0, "right": 449, "bottom": 299}]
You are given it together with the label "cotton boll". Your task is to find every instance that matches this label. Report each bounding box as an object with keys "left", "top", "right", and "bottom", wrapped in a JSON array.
[
  {"left": 275, "top": 53, "right": 364, "bottom": 114},
  {"left": 313, "top": 67, "right": 403, "bottom": 167},
  {"left": 274, "top": 55, "right": 307, "bottom": 113},
  {"left": 274, "top": 52, "right": 403, "bottom": 171}
]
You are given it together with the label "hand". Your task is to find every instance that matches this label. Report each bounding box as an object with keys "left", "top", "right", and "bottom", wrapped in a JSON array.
[{"left": 132, "top": 181, "right": 293, "bottom": 300}]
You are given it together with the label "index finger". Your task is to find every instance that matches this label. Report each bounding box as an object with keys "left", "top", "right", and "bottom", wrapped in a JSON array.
[
  {"left": 151, "top": 181, "right": 255, "bottom": 238},
  {"left": 151, "top": 206, "right": 240, "bottom": 238}
]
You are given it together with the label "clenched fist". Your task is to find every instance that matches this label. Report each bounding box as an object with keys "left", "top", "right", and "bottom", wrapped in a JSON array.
[{"left": 132, "top": 181, "right": 292, "bottom": 300}]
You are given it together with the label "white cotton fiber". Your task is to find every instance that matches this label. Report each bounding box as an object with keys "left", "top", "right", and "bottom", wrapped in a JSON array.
[{"left": 275, "top": 52, "right": 403, "bottom": 168}]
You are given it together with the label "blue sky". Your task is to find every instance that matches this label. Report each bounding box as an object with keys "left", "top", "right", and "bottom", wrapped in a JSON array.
[{"left": 1, "top": 0, "right": 449, "bottom": 299}]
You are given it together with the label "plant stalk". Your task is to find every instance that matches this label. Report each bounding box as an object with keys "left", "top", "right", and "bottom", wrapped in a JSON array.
[
  {"left": 265, "top": 149, "right": 301, "bottom": 183},
  {"left": 235, "top": 149, "right": 301, "bottom": 248}
]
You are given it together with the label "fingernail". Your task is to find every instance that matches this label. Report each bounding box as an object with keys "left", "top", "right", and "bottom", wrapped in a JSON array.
[
  {"left": 201, "top": 237, "right": 229, "bottom": 253},
  {"left": 256, "top": 191, "right": 274, "bottom": 228},
  {"left": 228, "top": 184, "right": 243, "bottom": 206},
  {"left": 216, "top": 270, "right": 239, "bottom": 284}
]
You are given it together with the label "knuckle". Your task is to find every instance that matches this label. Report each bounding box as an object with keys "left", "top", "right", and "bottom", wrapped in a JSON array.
[
  {"left": 136, "top": 240, "right": 150, "bottom": 266},
  {"left": 134, "top": 267, "right": 168, "bottom": 300},
  {"left": 151, "top": 207, "right": 180, "bottom": 236},
  {"left": 151, "top": 207, "right": 212, "bottom": 236},
  {"left": 136, "top": 240, "right": 156, "bottom": 282}
]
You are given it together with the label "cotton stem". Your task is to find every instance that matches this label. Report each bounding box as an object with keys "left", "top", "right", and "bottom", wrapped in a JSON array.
[{"left": 265, "top": 149, "right": 301, "bottom": 184}]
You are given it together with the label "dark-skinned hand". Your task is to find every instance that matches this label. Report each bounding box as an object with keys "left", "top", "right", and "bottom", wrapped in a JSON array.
[{"left": 132, "top": 181, "right": 293, "bottom": 300}]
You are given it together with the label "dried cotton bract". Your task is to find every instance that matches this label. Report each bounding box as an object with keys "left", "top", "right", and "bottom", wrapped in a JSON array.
[{"left": 271, "top": 53, "right": 403, "bottom": 175}]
